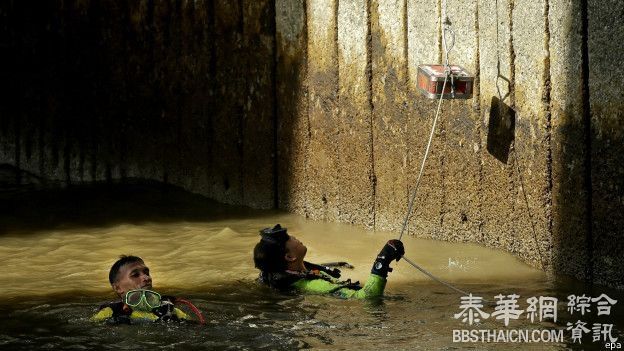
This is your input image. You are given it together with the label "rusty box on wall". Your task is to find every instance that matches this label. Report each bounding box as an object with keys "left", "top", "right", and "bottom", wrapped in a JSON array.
[{"left": 417, "top": 64, "right": 473, "bottom": 99}]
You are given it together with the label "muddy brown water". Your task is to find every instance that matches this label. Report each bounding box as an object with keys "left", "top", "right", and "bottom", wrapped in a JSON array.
[{"left": 0, "top": 181, "right": 621, "bottom": 350}]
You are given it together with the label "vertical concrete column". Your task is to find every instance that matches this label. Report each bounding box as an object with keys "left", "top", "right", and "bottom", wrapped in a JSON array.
[
  {"left": 178, "top": 0, "right": 215, "bottom": 195},
  {"left": 477, "top": 0, "right": 512, "bottom": 111},
  {"left": 437, "top": 0, "right": 481, "bottom": 242},
  {"left": 510, "top": 0, "right": 552, "bottom": 269},
  {"left": 406, "top": 0, "right": 444, "bottom": 238},
  {"left": 129, "top": 0, "right": 167, "bottom": 184},
  {"left": 371, "top": 0, "right": 408, "bottom": 232},
  {"left": 588, "top": 0, "right": 624, "bottom": 287},
  {"left": 306, "top": 0, "right": 339, "bottom": 221},
  {"left": 124, "top": 0, "right": 153, "bottom": 182},
  {"left": 171, "top": 0, "right": 195, "bottom": 188},
  {"left": 102, "top": 3, "right": 135, "bottom": 180},
  {"left": 164, "top": 0, "right": 188, "bottom": 187},
  {"left": 9, "top": 0, "right": 28, "bottom": 179},
  {"left": 45, "top": 0, "right": 75, "bottom": 182},
  {"left": 477, "top": 0, "right": 518, "bottom": 252},
  {"left": 337, "top": 0, "right": 374, "bottom": 227},
  {"left": 0, "top": 0, "right": 17, "bottom": 171},
  {"left": 241, "top": 0, "right": 275, "bottom": 209},
  {"left": 212, "top": 0, "right": 244, "bottom": 205},
  {"left": 83, "top": 0, "right": 104, "bottom": 182},
  {"left": 100, "top": 0, "right": 131, "bottom": 182},
  {"left": 276, "top": 0, "right": 309, "bottom": 214},
  {"left": 13, "top": 0, "right": 46, "bottom": 182},
  {"left": 407, "top": 0, "right": 438, "bottom": 87},
  {"left": 549, "top": 0, "right": 588, "bottom": 279}
]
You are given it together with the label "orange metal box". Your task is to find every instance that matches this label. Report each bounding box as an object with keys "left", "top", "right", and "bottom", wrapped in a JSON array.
[{"left": 417, "top": 64, "right": 473, "bottom": 99}]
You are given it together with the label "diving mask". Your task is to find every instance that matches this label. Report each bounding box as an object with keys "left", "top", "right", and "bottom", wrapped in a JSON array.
[{"left": 124, "top": 289, "right": 162, "bottom": 311}]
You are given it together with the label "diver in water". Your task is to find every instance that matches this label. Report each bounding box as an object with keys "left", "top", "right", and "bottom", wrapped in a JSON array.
[
  {"left": 253, "top": 224, "right": 405, "bottom": 298},
  {"left": 91, "top": 255, "right": 203, "bottom": 324}
]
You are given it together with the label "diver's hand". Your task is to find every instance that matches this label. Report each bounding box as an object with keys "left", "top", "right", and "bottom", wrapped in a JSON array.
[
  {"left": 383, "top": 239, "right": 405, "bottom": 262},
  {"left": 371, "top": 239, "right": 405, "bottom": 278}
]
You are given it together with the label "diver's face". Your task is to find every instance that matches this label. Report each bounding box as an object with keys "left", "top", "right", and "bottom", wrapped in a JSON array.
[
  {"left": 284, "top": 236, "right": 307, "bottom": 263},
  {"left": 112, "top": 261, "right": 153, "bottom": 298}
]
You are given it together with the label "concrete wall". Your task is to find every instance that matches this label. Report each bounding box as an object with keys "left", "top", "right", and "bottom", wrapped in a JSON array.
[
  {"left": 0, "top": 0, "right": 275, "bottom": 208},
  {"left": 587, "top": 0, "right": 624, "bottom": 287},
  {"left": 1, "top": 0, "right": 622, "bottom": 288},
  {"left": 274, "top": 0, "right": 623, "bottom": 288}
]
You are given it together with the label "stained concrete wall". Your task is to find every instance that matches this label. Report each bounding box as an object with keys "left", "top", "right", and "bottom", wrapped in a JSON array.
[
  {"left": 0, "top": 0, "right": 275, "bottom": 209},
  {"left": 587, "top": 0, "right": 624, "bottom": 287},
  {"left": 274, "top": 0, "right": 623, "bottom": 288},
  {"left": 1, "top": 0, "right": 623, "bottom": 288}
]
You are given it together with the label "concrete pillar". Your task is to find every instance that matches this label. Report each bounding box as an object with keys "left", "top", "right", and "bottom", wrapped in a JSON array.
[
  {"left": 211, "top": 0, "right": 244, "bottom": 205},
  {"left": 167, "top": 0, "right": 217, "bottom": 196},
  {"left": 276, "top": 0, "right": 309, "bottom": 214},
  {"left": 371, "top": 0, "right": 409, "bottom": 232},
  {"left": 407, "top": 0, "right": 439, "bottom": 87},
  {"left": 588, "top": 0, "right": 624, "bottom": 287},
  {"left": 477, "top": 0, "right": 518, "bottom": 256},
  {"left": 549, "top": 0, "right": 588, "bottom": 280},
  {"left": 406, "top": 0, "right": 444, "bottom": 238},
  {"left": 306, "top": 0, "right": 339, "bottom": 221},
  {"left": 510, "top": 0, "right": 553, "bottom": 269},
  {"left": 241, "top": 0, "right": 275, "bottom": 209},
  {"left": 436, "top": 0, "right": 482, "bottom": 243},
  {"left": 337, "top": 0, "right": 374, "bottom": 227}
]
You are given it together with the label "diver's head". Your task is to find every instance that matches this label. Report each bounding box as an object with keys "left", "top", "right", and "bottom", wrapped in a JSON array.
[
  {"left": 109, "top": 255, "right": 153, "bottom": 299},
  {"left": 253, "top": 224, "right": 307, "bottom": 272}
]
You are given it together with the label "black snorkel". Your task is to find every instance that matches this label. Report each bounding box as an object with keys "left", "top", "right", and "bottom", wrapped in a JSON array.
[{"left": 259, "top": 224, "right": 290, "bottom": 246}]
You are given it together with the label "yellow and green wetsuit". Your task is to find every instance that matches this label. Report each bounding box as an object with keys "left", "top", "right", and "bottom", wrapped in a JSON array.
[
  {"left": 91, "top": 298, "right": 189, "bottom": 324},
  {"left": 259, "top": 261, "right": 386, "bottom": 299},
  {"left": 292, "top": 270, "right": 386, "bottom": 299}
]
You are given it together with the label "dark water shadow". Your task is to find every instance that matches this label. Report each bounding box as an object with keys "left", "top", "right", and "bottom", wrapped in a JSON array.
[{"left": 0, "top": 164, "right": 275, "bottom": 236}]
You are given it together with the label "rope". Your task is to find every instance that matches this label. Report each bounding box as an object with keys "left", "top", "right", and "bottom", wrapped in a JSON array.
[
  {"left": 443, "top": 24, "right": 456, "bottom": 97},
  {"left": 398, "top": 73, "right": 448, "bottom": 242},
  {"left": 443, "top": 23, "right": 454, "bottom": 70},
  {"left": 393, "top": 10, "right": 482, "bottom": 300},
  {"left": 402, "top": 256, "right": 471, "bottom": 296},
  {"left": 398, "top": 24, "right": 455, "bottom": 242}
]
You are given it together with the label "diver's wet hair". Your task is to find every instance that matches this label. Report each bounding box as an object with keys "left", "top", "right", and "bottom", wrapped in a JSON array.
[
  {"left": 109, "top": 255, "right": 144, "bottom": 285},
  {"left": 253, "top": 224, "right": 290, "bottom": 272}
]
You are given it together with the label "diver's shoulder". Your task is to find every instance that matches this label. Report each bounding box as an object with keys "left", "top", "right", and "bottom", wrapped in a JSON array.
[
  {"left": 173, "top": 307, "right": 189, "bottom": 319},
  {"left": 90, "top": 306, "right": 114, "bottom": 321},
  {"left": 91, "top": 301, "right": 131, "bottom": 323}
]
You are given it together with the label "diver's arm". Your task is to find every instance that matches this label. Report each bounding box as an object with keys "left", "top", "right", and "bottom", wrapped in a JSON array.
[
  {"left": 291, "top": 240, "right": 404, "bottom": 299},
  {"left": 345, "top": 273, "right": 386, "bottom": 298},
  {"left": 290, "top": 273, "right": 386, "bottom": 299},
  {"left": 345, "top": 240, "right": 404, "bottom": 299},
  {"left": 370, "top": 240, "right": 405, "bottom": 278},
  {"left": 291, "top": 277, "right": 343, "bottom": 295}
]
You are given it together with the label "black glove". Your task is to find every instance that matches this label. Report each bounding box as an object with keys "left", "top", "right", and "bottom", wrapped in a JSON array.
[{"left": 371, "top": 239, "right": 405, "bottom": 278}]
